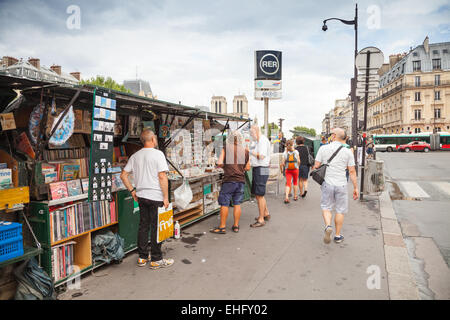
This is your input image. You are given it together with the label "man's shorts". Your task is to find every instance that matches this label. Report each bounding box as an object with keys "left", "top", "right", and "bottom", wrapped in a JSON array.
[
  {"left": 320, "top": 181, "right": 348, "bottom": 214},
  {"left": 218, "top": 182, "right": 245, "bottom": 207},
  {"left": 251, "top": 166, "right": 269, "bottom": 196}
]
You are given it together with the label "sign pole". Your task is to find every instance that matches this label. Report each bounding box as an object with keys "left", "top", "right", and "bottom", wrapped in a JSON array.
[
  {"left": 359, "top": 50, "right": 371, "bottom": 200},
  {"left": 264, "top": 97, "right": 269, "bottom": 137}
]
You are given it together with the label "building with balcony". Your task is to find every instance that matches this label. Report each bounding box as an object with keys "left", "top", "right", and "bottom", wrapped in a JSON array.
[{"left": 366, "top": 37, "right": 450, "bottom": 135}]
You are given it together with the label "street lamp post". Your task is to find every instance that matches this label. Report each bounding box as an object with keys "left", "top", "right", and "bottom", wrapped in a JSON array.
[{"left": 322, "top": 3, "right": 358, "bottom": 166}]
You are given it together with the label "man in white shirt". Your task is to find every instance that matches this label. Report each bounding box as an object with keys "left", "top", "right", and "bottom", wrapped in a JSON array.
[
  {"left": 120, "top": 129, "right": 174, "bottom": 269},
  {"left": 313, "top": 128, "right": 358, "bottom": 244},
  {"left": 249, "top": 125, "right": 272, "bottom": 228}
]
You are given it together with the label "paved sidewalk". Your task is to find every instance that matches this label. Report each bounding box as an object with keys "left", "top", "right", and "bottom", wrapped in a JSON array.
[{"left": 59, "top": 180, "right": 389, "bottom": 300}]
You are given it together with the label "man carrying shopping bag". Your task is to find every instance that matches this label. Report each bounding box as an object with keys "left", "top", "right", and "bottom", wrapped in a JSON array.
[{"left": 120, "top": 129, "right": 175, "bottom": 269}]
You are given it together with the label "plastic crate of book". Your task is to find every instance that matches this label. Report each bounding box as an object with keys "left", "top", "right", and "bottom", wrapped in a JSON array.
[{"left": 0, "top": 222, "right": 24, "bottom": 263}]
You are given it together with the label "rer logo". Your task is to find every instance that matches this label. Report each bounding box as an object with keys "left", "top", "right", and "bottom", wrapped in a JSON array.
[
  {"left": 260, "top": 54, "right": 279, "bottom": 75},
  {"left": 255, "top": 50, "right": 282, "bottom": 80}
]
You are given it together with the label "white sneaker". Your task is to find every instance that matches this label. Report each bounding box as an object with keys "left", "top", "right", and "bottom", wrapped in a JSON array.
[
  {"left": 323, "top": 226, "right": 332, "bottom": 244},
  {"left": 149, "top": 258, "right": 175, "bottom": 269}
]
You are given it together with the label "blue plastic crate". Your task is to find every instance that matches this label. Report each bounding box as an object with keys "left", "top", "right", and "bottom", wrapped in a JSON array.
[
  {"left": 0, "top": 222, "right": 22, "bottom": 242},
  {"left": 0, "top": 222, "right": 24, "bottom": 263}
]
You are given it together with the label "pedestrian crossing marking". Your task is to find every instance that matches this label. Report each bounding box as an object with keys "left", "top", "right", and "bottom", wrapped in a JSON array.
[
  {"left": 432, "top": 182, "right": 450, "bottom": 198},
  {"left": 399, "top": 181, "right": 430, "bottom": 198}
]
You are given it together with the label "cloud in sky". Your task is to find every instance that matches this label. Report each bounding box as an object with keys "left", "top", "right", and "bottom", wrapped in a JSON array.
[{"left": 0, "top": 0, "right": 449, "bottom": 135}]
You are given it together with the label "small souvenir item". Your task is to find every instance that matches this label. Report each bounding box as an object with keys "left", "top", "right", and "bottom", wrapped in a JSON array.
[
  {"left": 101, "top": 162, "right": 106, "bottom": 174},
  {"left": 94, "top": 162, "right": 99, "bottom": 174},
  {"left": 101, "top": 176, "right": 106, "bottom": 188},
  {"left": 106, "top": 189, "right": 111, "bottom": 200},
  {"left": 107, "top": 175, "right": 112, "bottom": 187},
  {"left": 93, "top": 190, "right": 98, "bottom": 201},
  {"left": 107, "top": 162, "right": 112, "bottom": 173},
  {"left": 100, "top": 189, "right": 105, "bottom": 200},
  {"left": 93, "top": 177, "right": 98, "bottom": 189}
]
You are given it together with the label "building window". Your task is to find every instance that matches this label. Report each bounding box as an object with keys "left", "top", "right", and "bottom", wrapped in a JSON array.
[
  {"left": 435, "top": 91, "right": 441, "bottom": 100},
  {"left": 219, "top": 101, "right": 222, "bottom": 113},
  {"left": 412, "top": 60, "right": 421, "bottom": 71},
  {"left": 415, "top": 92, "right": 421, "bottom": 101},
  {"left": 436, "top": 127, "right": 441, "bottom": 132},
  {"left": 434, "top": 108, "right": 441, "bottom": 119},
  {"left": 415, "top": 76, "right": 420, "bottom": 87},
  {"left": 215, "top": 101, "right": 218, "bottom": 113},
  {"left": 435, "top": 74, "right": 441, "bottom": 86},
  {"left": 414, "top": 109, "right": 421, "bottom": 120},
  {"left": 415, "top": 128, "right": 421, "bottom": 133},
  {"left": 401, "top": 63, "right": 405, "bottom": 73},
  {"left": 432, "top": 58, "right": 441, "bottom": 70}
]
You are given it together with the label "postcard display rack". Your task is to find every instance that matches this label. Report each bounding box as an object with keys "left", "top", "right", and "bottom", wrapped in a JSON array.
[
  {"left": 29, "top": 90, "right": 118, "bottom": 287},
  {"left": 166, "top": 118, "right": 224, "bottom": 227}
]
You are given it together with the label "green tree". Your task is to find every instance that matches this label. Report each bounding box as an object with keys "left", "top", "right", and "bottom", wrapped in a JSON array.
[
  {"left": 80, "top": 75, "right": 132, "bottom": 94},
  {"left": 293, "top": 126, "right": 316, "bottom": 137},
  {"left": 261, "top": 122, "right": 279, "bottom": 138}
]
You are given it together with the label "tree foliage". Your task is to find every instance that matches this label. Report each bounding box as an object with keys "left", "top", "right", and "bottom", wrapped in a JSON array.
[
  {"left": 80, "top": 75, "right": 131, "bottom": 93},
  {"left": 261, "top": 122, "right": 279, "bottom": 137},
  {"left": 293, "top": 126, "right": 316, "bottom": 137}
]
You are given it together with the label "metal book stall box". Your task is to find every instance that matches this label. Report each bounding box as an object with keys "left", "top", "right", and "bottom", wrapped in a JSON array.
[{"left": 0, "top": 78, "right": 251, "bottom": 290}]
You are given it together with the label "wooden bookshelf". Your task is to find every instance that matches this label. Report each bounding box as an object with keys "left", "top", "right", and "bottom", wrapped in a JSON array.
[{"left": 51, "top": 222, "right": 118, "bottom": 246}]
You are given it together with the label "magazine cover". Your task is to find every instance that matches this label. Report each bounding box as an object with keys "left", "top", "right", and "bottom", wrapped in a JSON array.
[
  {"left": 49, "top": 181, "right": 69, "bottom": 200},
  {"left": 81, "top": 178, "right": 89, "bottom": 194},
  {"left": 66, "top": 179, "right": 82, "bottom": 197}
]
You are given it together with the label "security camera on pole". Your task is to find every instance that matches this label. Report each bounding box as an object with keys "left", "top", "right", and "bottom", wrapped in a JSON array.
[
  {"left": 355, "top": 46, "right": 384, "bottom": 200},
  {"left": 254, "top": 50, "right": 282, "bottom": 137}
]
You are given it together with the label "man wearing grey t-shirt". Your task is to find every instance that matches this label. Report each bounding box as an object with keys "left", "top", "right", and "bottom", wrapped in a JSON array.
[
  {"left": 313, "top": 128, "right": 358, "bottom": 244},
  {"left": 121, "top": 129, "right": 174, "bottom": 269}
]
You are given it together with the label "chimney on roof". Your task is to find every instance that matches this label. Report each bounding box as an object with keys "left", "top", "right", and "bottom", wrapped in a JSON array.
[
  {"left": 50, "top": 65, "right": 61, "bottom": 75},
  {"left": 2, "top": 56, "right": 19, "bottom": 67},
  {"left": 28, "top": 58, "right": 40, "bottom": 69},
  {"left": 70, "top": 72, "right": 81, "bottom": 81}
]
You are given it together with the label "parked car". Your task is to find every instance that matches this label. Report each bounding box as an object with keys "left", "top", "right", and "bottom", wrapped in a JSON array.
[{"left": 396, "top": 141, "right": 431, "bottom": 153}]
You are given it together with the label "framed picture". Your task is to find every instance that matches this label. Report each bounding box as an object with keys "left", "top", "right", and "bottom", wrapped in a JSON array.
[{"left": 128, "top": 115, "right": 141, "bottom": 137}]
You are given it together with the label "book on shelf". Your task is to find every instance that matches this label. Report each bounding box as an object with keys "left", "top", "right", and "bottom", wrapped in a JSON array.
[
  {"left": 81, "top": 178, "right": 89, "bottom": 194},
  {"left": 66, "top": 179, "right": 83, "bottom": 197},
  {"left": 43, "top": 158, "right": 88, "bottom": 182},
  {"left": 49, "top": 181, "right": 69, "bottom": 200},
  {"left": 51, "top": 241, "right": 76, "bottom": 282},
  {"left": 49, "top": 200, "right": 116, "bottom": 243}
]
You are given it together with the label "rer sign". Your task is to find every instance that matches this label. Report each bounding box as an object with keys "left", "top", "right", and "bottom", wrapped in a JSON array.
[{"left": 255, "top": 50, "right": 282, "bottom": 80}]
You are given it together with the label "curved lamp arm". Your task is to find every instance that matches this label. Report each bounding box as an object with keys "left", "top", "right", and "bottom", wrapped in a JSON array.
[{"left": 323, "top": 18, "right": 355, "bottom": 25}]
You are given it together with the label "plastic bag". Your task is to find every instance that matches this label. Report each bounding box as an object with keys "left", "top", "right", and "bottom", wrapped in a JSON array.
[
  {"left": 174, "top": 179, "right": 192, "bottom": 210},
  {"left": 14, "top": 257, "right": 56, "bottom": 300},
  {"left": 91, "top": 230, "right": 125, "bottom": 264}
]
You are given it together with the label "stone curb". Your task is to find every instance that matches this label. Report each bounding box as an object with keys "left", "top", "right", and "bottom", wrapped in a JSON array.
[{"left": 379, "top": 189, "right": 419, "bottom": 300}]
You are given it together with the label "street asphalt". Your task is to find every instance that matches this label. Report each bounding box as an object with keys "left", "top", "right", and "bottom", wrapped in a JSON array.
[
  {"left": 59, "top": 178, "right": 389, "bottom": 300},
  {"left": 377, "top": 151, "right": 450, "bottom": 300}
]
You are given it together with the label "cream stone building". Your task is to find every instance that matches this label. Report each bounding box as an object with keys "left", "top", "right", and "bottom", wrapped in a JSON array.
[
  {"left": 364, "top": 38, "right": 450, "bottom": 135},
  {"left": 231, "top": 95, "right": 249, "bottom": 118},
  {"left": 210, "top": 96, "right": 227, "bottom": 114}
]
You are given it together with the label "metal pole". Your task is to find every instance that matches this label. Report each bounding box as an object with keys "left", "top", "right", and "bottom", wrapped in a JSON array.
[
  {"left": 264, "top": 97, "right": 269, "bottom": 137},
  {"left": 360, "top": 50, "right": 370, "bottom": 200},
  {"left": 352, "top": 3, "right": 359, "bottom": 172}
]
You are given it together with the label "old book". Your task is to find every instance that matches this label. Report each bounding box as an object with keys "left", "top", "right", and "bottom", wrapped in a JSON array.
[
  {"left": 66, "top": 179, "right": 82, "bottom": 197},
  {"left": 0, "top": 113, "right": 16, "bottom": 130},
  {"left": 15, "top": 132, "right": 35, "bottom": 159},
  {"left": 49, "top": 181, "right": 68, "bottom": 200}
]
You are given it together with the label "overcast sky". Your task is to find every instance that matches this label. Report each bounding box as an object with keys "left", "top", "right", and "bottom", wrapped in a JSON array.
[{"left": 1, "top": 0, "right": 449, "bottom": 136}]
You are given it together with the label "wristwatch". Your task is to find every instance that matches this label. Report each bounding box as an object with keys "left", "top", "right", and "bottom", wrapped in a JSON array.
[{"left": 129, "top": 187, "right": 136, "bottom": 193}]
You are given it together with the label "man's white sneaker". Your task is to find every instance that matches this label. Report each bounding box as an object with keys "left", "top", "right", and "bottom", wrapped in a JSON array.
[
  {"left": 149, "top": 258, "right": 175, "bottom": 269},
  {"left": 323, "top": 226, "right": 332, "bottom": 244}
]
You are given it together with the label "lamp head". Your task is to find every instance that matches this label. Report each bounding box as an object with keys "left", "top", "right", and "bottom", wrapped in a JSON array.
[{"left": 322, "top": 23, "right": 328, "bottom": 31}]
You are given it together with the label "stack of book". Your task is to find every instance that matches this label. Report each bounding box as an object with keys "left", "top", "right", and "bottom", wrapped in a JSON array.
[
  {"left": 49, "top": 200, "right": 117, "bottom": 243},
  {"left": 43, "top": 158, "right": 89, "bottom": 183},
  {"left": 51, "top": 241, "right": 75, "bottom": 282}
]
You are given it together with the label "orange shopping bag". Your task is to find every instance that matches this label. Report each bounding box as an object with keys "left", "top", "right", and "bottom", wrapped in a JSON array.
[{"left": 157, "top": 203, "right": 174, "bottom": 243}]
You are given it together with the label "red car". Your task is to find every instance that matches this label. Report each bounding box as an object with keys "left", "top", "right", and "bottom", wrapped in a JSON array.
[{"left": 397, "top": 141, "right": 431, "bottom": 152}]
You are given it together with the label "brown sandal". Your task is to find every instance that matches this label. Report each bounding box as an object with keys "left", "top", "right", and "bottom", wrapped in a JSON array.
[
  {"left": 254, "top": 215, "right": 271, "bottom": 222},
  {"left": 250, "top": 221, "right": 266, "bottom": 228}
]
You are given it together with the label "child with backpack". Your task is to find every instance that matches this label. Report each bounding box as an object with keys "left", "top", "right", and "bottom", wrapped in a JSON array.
[{"left": 280, "top": 139, "right": 300, "bottom": 203}]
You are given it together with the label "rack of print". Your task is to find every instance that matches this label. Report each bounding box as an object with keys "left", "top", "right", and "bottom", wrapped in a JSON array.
[{"left": 7, "top": 79, "right": 251, "bottom": 288}]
